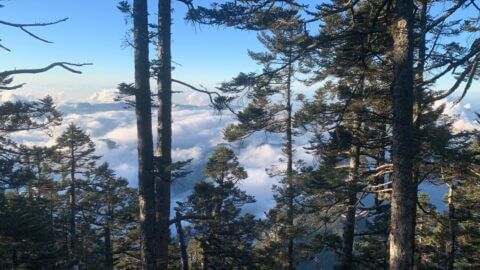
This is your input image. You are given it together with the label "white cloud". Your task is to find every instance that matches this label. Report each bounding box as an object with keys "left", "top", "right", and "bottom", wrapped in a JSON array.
[
  {"left": 0, "top": 92, "right": 29, "bottom": 103},
  {"left": 186, "top": 92, "right": 209, "bottom": 106},
  {"left": 239, "top": 144, "right": 282, "bottom": 169},
  {"left": 89, "top": 89, "right": 118, "bottom": 103},
  {"left": 104, "top": 125, "right": 137, "bottom": 144},
  {"left": 20, "top": 91, "right": 479, "bottom": 216},
  {"left": 433, "top": 99, "right": 478, "bottom": 132},
  {"left": 453, "top": 119, "right": 478, "bottom": 131},
  {"left": 173, "top": 146, "right": 203, "bottom": 161}
]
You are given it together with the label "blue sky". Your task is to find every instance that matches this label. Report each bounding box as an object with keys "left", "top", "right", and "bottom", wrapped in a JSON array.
[
  {"left": 1, "top": 0, "right": 480, "bottom": 105},
  {"left": 1, "top": 0, "right": 264, "bottom": 101}
]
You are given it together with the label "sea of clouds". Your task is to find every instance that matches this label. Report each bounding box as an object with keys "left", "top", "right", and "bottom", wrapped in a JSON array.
[
  {"left": 2, "top": 89, "right": 478, "bottom": 216},
  {"left": 2, "top": 90, "right": 308, "bottom": 216}
]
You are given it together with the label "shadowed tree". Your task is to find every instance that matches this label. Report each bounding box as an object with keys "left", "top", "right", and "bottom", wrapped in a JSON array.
[
  {"left": 82, "top": 162, "right": 138, "bottom": 270},
  {"left": 155, "top": 1, "right": 173, "bottom": 268},
  {"left": 176, "top": 147, "right": 257, "bottom": 270},
  {"left": 54, "top": 123, "right": 99, "bottom": 270},
  {"left": 117, "top": 0, "right": 157, "bottom": 268}
]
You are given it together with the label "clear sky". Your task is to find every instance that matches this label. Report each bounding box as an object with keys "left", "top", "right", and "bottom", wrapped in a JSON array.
[
  {"left": 1, "top": 0, "right": 479, "bottom": 104},
  {"left": 1, "top": 0, "right": 264, "bottom": 101}
]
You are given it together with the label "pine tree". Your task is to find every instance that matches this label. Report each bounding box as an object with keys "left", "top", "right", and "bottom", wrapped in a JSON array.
[
  {"left": 54, "top": 123, "right": 99, "bottom": 270},
  {"left": 0, "top": 192, "right": 55, "bottom": 269},
  {"left": 217, "top": 16, "right": 306, "bottom": 268},
  {"left": 81, "top": 162, "right": 138, "bottom": 269},
  {"left": 292, "top": 1, "right": 394, "bottom": 268},
  {"left": 177, "top": 147, "right": 257, "bottom": 270}
]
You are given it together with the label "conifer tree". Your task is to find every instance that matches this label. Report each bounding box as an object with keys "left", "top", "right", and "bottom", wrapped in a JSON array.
[
  {"left": 217, "top": 16, "right": 306, "bottom": 268},
  {"left": 292, "top": 1, "right": 394, "bottom": 268},
  {"left": 0, "top": 192, "right": 55, "bottom": 268},
  {"left": 54, "top": 123, "right": 99, "bottom": 270},
  {"left": 177, "top": 147, "right": 257, "bottom": 270},
  {"left": 82, "top": 162, "right": 138, "bottom": 270}
]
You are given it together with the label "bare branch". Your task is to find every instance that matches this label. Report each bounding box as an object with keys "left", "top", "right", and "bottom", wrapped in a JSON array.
[
  {"left": 0, "top": 39, "right": 10, "bottom": 52},
  {"left": 0, "top": 83, "right": 26, "bottom": 90},
  {"left": 0, "top": 18, "right": 68, "bottom": 44},
  {"left": 172, "top": 79, "right": 238, "bottom": 116},
  {"left": 1, "top": 62, "right": 92, "bottom": 77}
]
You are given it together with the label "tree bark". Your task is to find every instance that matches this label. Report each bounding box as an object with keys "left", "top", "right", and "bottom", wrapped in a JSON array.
[
  {"left": 202, "top": 240, "right": 208, "bottom": 270},
  {"left": 133, "top": 0, "right": 157, "bottom": 268},
  {"left": 104, "top": 203, "right": 114, "bottom": 270},
  {"left": 175, "top": 213, "right": 189, "bottom": 270},
  {"left": 374, "top": 144, "right": 386, "bottom": 206},
  {"left": 104, "top": 223, "right": 113, "bottom": 270},
  {"left": 285, "top": 49, "right": 295, "bottom": 270},
  {"left": 412, "top": 1, "right": 427, "bottom": 268},
  {"left": 69, "top": 147, "right": 79, "bottom": 270},
  {"left": 340, "top": 121, "right": 360, "bottom": 270},
  {"left": 446, "top": 183, "right": 456, "bottom": 270},
  {"left": 156, "top": 0, "right": 173, "bottom": 269},
  {"left": 389, "top": 0, "right": 416, "bottom": 269},
  {"left": 11, "top": 249, "right": 17, "bottom": 270}
]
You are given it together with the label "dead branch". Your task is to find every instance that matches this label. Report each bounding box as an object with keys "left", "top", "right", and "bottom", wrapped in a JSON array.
[{"left": 0, "top": 17, "right": 68, "bottom": 46}]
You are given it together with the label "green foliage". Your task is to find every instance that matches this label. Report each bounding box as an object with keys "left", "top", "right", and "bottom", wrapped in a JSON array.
[
  {"left": 0, "top": 193, "right": 56, "bottom": 268},
  {"left": 177, "top": 147, "right": 257, "bottom": 269},
  {"left": 2, "top": 0, "right": 480, "bottom": 269}
]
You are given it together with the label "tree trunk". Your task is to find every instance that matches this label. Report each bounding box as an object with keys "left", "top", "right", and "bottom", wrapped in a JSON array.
[
  {"left": 412, "top": 169, "right": 420, "bottom": 269},
  {"left": 175, "top": 214, "right": 189, "bottom": 270},
  {"left": 340, "top": 124, "right": 360, "bottom": 270},
  {"left": 389, "top": 0, "right": 416, "bottom": 269},
  {"left": 285, "top": 49, "right": 295, "bottom": 270},
  {"left": 104, "top": 225, "right": 113, "bottom": 270},
  {"left": 446, "top": 183, "right": 456, "bottom": 270},
  {"left": 156, "top": 0, "right": 173, "bottom": 268},
  {"left": 202, "top": 241, "right": 208, "bottom": 270},
  {"left": 133, "top": 0, "right": 157, "bottom": 268},
  {"left": 374, "top": 145, "right": 386, "bottom": 206},
  {"left": 11, "top": 249, "right": 17, "bottom": 270},
  {"left": 69, "top": 149, "right": 79, "bottom": 270},
  {"left": 412, "top": 1, "right": 427, "bottom": 268},
  {"left": 104, "top": 208, "right": 114, "bottom": 270}
]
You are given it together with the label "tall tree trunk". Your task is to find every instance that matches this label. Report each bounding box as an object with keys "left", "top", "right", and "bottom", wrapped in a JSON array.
[
  {"left": 446, "top": 183, "right": 456, "bottom": 270},
  {"left": 156, "top": 0, "right": 173, "bottom": 269},
  {"left": 374, "top": 144, "right": 386, "bottom": 206},
  {"left": 175, "top": 213, "right": 189, "bottom": 270},
  {"left": 411, "top": 169, "right": 420, "bottom": 269},
  {"left": 104, "top": 208, "right": 114, "bottom": 270},
  {"left": 104, "top": 225, "right": 113, "bottom": 270},
  {"left": 340, "top": 120, "right": 360, "bottom": 270},
  {"left": 285, "top": 50, "right": 295, "bottom": 270},
  {"left": 133, "top": 0, "right": 157, "bottom": 268},
  {"left": 69, "top": 149, "right": 78, "bottom": 270},
  {"left": 11, "top": 249, "right": 17, "bottom": 270},
  {"left": 202, "top": 241, "right": 208, "bottom": 270},
  {"left": 412, "top": 1, "right": 427, "bottom": 268},
  {"left": 389, "top": 0, "right": 416, "bottom": 269}
]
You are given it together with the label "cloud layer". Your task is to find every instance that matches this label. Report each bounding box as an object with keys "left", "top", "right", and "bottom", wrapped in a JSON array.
[
  {"left": 5, "top": 90, "right": 478, "bottom": 216},
  {"left": 5, "top": 90, "right": 289, "bottom": 215}
]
